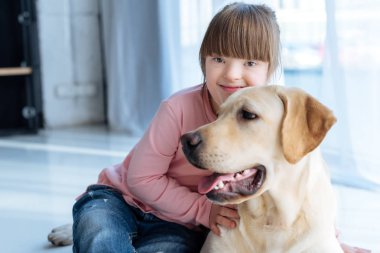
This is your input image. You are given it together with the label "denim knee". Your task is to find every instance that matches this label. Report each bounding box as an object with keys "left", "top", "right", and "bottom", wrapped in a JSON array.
[
  {"left": 72, "top": 186, "right": 137, "bottom": 253},
  {"left": 71, "top": 185, "right": 207, "bottom": 253},
  {"left": 74, "top": 209, "right": 135, "bottom": 253}
]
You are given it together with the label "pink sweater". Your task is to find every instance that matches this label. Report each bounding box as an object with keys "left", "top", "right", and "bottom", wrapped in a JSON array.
[{"left": 97, "top": 84, "right": 217, "bottom": 229}]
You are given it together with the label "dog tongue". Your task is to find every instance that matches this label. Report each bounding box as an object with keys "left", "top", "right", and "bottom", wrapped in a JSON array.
[{"left": 198, "top": 173, "right": 235, "bottom": 194}]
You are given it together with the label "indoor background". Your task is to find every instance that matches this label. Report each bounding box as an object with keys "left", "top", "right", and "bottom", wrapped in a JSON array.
[{"left": 0, "top": 0, "right": 379, "bottom": 252}]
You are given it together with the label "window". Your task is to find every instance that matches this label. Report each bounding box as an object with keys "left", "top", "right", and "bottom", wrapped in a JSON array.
[{"left": 176, "top": 0, "right": 380, "bottom": 187}]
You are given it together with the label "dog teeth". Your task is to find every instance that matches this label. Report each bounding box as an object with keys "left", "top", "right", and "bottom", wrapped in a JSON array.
[
  {"left": 214, "top": 181, "right": 225, "bottom": 190},
  {"left": 235, "top": 170, "right": 249, "bottom": 178},
  {"left": 242, "top": 169, "right": 249, "bottom": 175}
]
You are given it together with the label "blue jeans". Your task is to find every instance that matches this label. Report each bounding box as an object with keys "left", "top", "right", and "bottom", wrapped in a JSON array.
[{"left": 72, "top": 185, "right": 208, "bottom": 253}]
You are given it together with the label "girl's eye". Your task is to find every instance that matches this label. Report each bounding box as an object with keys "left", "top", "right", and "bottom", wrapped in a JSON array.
[
  {"left": 246, "top": 61, "right": 257, "bottom": 67},
  {"left": 240, "top": 109, "right": 257, "bottom": 120},
  {"left": 212, "top": 57, "right": 224, "bottom": 63}
]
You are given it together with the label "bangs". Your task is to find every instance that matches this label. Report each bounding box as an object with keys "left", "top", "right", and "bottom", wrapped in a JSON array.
[
  {"left": 203, "top": 8, "right": 270, "bottom": 61},
  {"left": 199, "top": 4, "right": 280, "bottom": 76}
]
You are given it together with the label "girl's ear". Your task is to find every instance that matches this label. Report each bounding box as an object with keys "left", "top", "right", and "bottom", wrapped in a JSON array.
[{"left": 276, "top": 86, "right": 337, "bottom": 164}]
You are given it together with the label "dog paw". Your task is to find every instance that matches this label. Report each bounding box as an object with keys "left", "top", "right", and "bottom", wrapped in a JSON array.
[{"left": 47, "top": 223, "right": 73, "bottom": 246}]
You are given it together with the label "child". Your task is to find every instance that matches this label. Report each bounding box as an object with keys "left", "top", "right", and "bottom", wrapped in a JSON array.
[{"left": 72, "top": 3, "right": 369, "bottom": 253}]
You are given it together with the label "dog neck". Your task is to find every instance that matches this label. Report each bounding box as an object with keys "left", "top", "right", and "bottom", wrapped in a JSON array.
[{"left": 241, "top": 149, "right": 331, "bottom": 230}]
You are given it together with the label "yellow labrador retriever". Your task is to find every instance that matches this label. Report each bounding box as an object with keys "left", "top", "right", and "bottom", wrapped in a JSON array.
[
  {"left": 181, "top": 85, "right": 342, "bottom": 253},
  {"left": 49, "top": 85, "right": 342, "bottom": 252}
]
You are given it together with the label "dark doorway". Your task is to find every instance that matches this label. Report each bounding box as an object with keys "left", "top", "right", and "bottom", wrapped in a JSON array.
[{"left": 0, "top": 0, "right": 42, "bottom": 135}]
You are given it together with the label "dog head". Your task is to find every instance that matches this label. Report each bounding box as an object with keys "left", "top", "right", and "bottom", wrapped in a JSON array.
[{"left": 181, "top": 85, "right": 336, "bottom": 204}]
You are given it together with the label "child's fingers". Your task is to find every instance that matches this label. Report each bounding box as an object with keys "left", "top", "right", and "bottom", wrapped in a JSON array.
[
  {"left": 209, "top": 204, "right": 239, "bottom": 236},
  {"left": 340, "top": 243, "right": 371, "bottom": 253},
  {"left": 335, "top": 227, "right": 341, "bottom": 238},
  {"left": 216, "top": 213, "right": 236, "bottom": 229},
  {"left": 210, "top": 224, "right": 220, "bottom": 236},
  {"left": 225, "top": 204, "right": 238, "bottom": 210},
  {"left": 219, "top": 206, "right": 240, "bottom": 219}
]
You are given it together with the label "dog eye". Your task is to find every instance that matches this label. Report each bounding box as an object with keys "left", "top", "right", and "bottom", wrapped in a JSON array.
[{"left": 241, "top": 110, "right": 257, "bottom": 120}]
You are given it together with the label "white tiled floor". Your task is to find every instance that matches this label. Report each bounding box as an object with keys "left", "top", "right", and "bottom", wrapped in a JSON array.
[{"left": 0, "top": 126, "right": 379, "bottom": 253}]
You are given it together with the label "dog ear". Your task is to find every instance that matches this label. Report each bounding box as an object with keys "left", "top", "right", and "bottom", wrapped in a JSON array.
[{"left": 276, "top": 86, "right": 337, "bottom": 164}]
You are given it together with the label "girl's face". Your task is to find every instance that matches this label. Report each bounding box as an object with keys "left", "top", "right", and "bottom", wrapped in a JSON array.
[{"left": 205, "top": 55, "right": 269, "bottom": 113}]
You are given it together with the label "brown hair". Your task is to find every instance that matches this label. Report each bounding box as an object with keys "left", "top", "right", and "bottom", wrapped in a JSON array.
[{"left": 199, "top": 3, "right": 281, "bottom": 79}]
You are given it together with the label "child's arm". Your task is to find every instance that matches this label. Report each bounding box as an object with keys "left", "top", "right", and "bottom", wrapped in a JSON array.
[{"left": 125, "top": 101, "right": 213, "bottom": 227}]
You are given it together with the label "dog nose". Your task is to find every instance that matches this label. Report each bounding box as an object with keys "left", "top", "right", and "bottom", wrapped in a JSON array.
[{"left": 181, "top": 132, "right": 202, "bottom": 151}]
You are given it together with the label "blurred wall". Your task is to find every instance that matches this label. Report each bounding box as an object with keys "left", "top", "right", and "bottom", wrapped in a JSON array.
[{"left": 37, "top": 0, "right": 104, "bottom": 128}]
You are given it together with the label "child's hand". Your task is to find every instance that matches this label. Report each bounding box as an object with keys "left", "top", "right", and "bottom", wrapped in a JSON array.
[
  {"left": 209, "top": 204, "right": 240, "bottom": 236},
  {"left": 340, "top": 243, "right": 371, "bottom": 253},
  {"left": 336, "top": 228, "right": 371, "bottom": 252}
]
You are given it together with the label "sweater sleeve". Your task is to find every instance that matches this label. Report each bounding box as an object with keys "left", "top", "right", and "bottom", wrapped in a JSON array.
[{"left": 125, "top": 101, "right": 212, "bottom": 228}]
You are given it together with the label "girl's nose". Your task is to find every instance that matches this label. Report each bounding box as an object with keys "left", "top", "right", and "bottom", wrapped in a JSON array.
[{"left": 223, "top": 62, "right": 243, "bottom": 81}]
